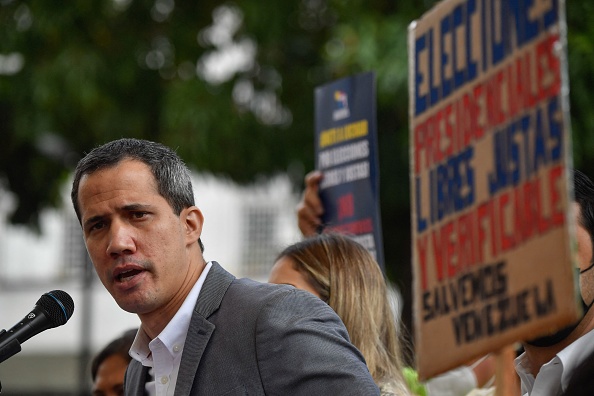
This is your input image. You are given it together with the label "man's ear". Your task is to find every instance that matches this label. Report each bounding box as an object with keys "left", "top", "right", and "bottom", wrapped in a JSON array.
[{"left": 181, "top": 206, "right": 204, "bottom": 245}]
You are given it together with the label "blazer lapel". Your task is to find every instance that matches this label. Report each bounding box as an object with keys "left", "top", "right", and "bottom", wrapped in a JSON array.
[
  {"left": 174, "top": 262, "right": 235, "bottom": 396},
  {"left": 125, "top": 360, "right": 151, "bottom": 396}
]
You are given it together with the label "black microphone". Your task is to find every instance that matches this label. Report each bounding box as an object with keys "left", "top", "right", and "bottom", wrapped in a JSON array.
[{"left": 0, "top": 290, "right": 74, "bottom": 364}]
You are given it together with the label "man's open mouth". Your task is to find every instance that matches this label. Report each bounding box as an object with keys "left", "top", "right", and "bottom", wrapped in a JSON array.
[{"left": 117, "top": 269, "right": 142, "bottom": 282}]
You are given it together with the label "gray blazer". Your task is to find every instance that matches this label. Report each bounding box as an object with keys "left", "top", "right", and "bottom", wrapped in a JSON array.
[{"left": 125, "top": 262, "right": 379, "bottom": 395}]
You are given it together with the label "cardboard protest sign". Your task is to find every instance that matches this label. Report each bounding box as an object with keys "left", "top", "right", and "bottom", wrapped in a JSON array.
[
  {"left": 408, "top": 0, "right": 578, "bottom": 379},
  {"left": 314, "top": 71, "right": 385, "bottom": 268}
]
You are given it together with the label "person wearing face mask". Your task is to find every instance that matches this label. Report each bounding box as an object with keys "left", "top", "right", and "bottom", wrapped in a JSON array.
[
  {"left": 295, "top": 168, "right": 594, "bottom": 396},
  {"left": 514, "top": 168, "right": 594, "bottom": 396}
]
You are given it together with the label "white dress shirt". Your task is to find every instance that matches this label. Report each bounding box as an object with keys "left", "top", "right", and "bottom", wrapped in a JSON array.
[
  {"left": 129, "top": 262, "right": 213, "bottom": 396},
  {"left": 515, "top": 328, "right": 594, "bottom": 395}
]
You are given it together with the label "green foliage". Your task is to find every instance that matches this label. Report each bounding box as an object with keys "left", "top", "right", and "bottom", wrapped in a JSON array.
[{"left": 567, "top": 2, "right": 594, "bottom": 177}]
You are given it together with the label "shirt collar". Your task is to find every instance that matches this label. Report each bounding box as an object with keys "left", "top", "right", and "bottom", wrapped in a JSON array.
[
  {"left": 514, "top": 328, "right": 594, "bottom": 394},
  {"left": 557, "top": 327, "right": 594, "bottom": 390},
  {"left": 129, "top": 261, "right": 213, "bottom": 365}
]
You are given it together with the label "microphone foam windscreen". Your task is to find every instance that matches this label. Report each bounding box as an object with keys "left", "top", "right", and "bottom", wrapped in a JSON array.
[{"left": 37, "top": 290, "right": 75, "bottom": 326}]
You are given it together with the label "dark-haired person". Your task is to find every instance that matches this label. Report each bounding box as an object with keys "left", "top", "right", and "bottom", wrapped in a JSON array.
[
  {"left": 297, "top": 168, "right": 594, "bottom": 396},
  {"left": 71, "top": 138, "right": 379, "bottom": 396},
  {"left": 514, "top": 168, "right": 594, "bottom": 396},
  {"left": 91, "top": 328, "right": 137, "bottom": 396}
]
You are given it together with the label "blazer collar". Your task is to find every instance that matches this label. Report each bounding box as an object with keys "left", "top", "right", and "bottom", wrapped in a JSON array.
[
  {"left": 174, "top": 261, "right": 235, "bottom": 396},
  {"left": 193, "top": 261, "right": 235, "bottom": 318}
]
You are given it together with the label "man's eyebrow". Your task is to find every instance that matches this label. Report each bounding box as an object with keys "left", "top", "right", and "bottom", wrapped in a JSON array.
[
  {"left": 122, "top": 203, "right": 152, "bottom": 211},
  {"left": 83, "top": 215, "right": 104, "bottom": 230},
  {"left": 82, "top": 204, "right": 153, "bottom": 228}
]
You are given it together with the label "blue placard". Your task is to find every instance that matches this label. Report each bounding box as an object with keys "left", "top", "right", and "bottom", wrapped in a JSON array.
[{"left": 314, "top": 71, "right": 384, "bottom": 269}]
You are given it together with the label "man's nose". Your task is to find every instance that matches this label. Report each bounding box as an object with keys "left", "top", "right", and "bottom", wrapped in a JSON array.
[{"left": 106, "top": 220, "right": 136, "bottom": 258}]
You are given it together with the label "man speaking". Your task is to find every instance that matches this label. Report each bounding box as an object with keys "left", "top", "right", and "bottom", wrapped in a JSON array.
[{"left": 71, "top": 138, "right": 379, "bottom": 395}]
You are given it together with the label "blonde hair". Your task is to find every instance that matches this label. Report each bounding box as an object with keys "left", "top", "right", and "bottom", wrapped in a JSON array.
[{"left": 276, "top": 233, "right": 410, "bottom": 394}]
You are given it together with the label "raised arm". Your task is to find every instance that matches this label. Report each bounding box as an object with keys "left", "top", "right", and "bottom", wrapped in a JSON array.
[{"left": 296, "top": 170, "right": 325, "bottom": 237}]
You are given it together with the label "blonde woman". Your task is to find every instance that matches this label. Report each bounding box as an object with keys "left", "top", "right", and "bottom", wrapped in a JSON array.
[
  {"left": 291, "top": 171, "right": 498, "bottom": 395},
  {"left": 269, "top": 233, "right": 414, "bottom": 396}
]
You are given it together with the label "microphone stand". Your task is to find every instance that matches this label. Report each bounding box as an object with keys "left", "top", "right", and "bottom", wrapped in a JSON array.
[
  {"left": 0, "top": 329, "right": 23, "bottom": 395},
  {"left": 0, "top": 329, "right": 22, "bottom": 365}
]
